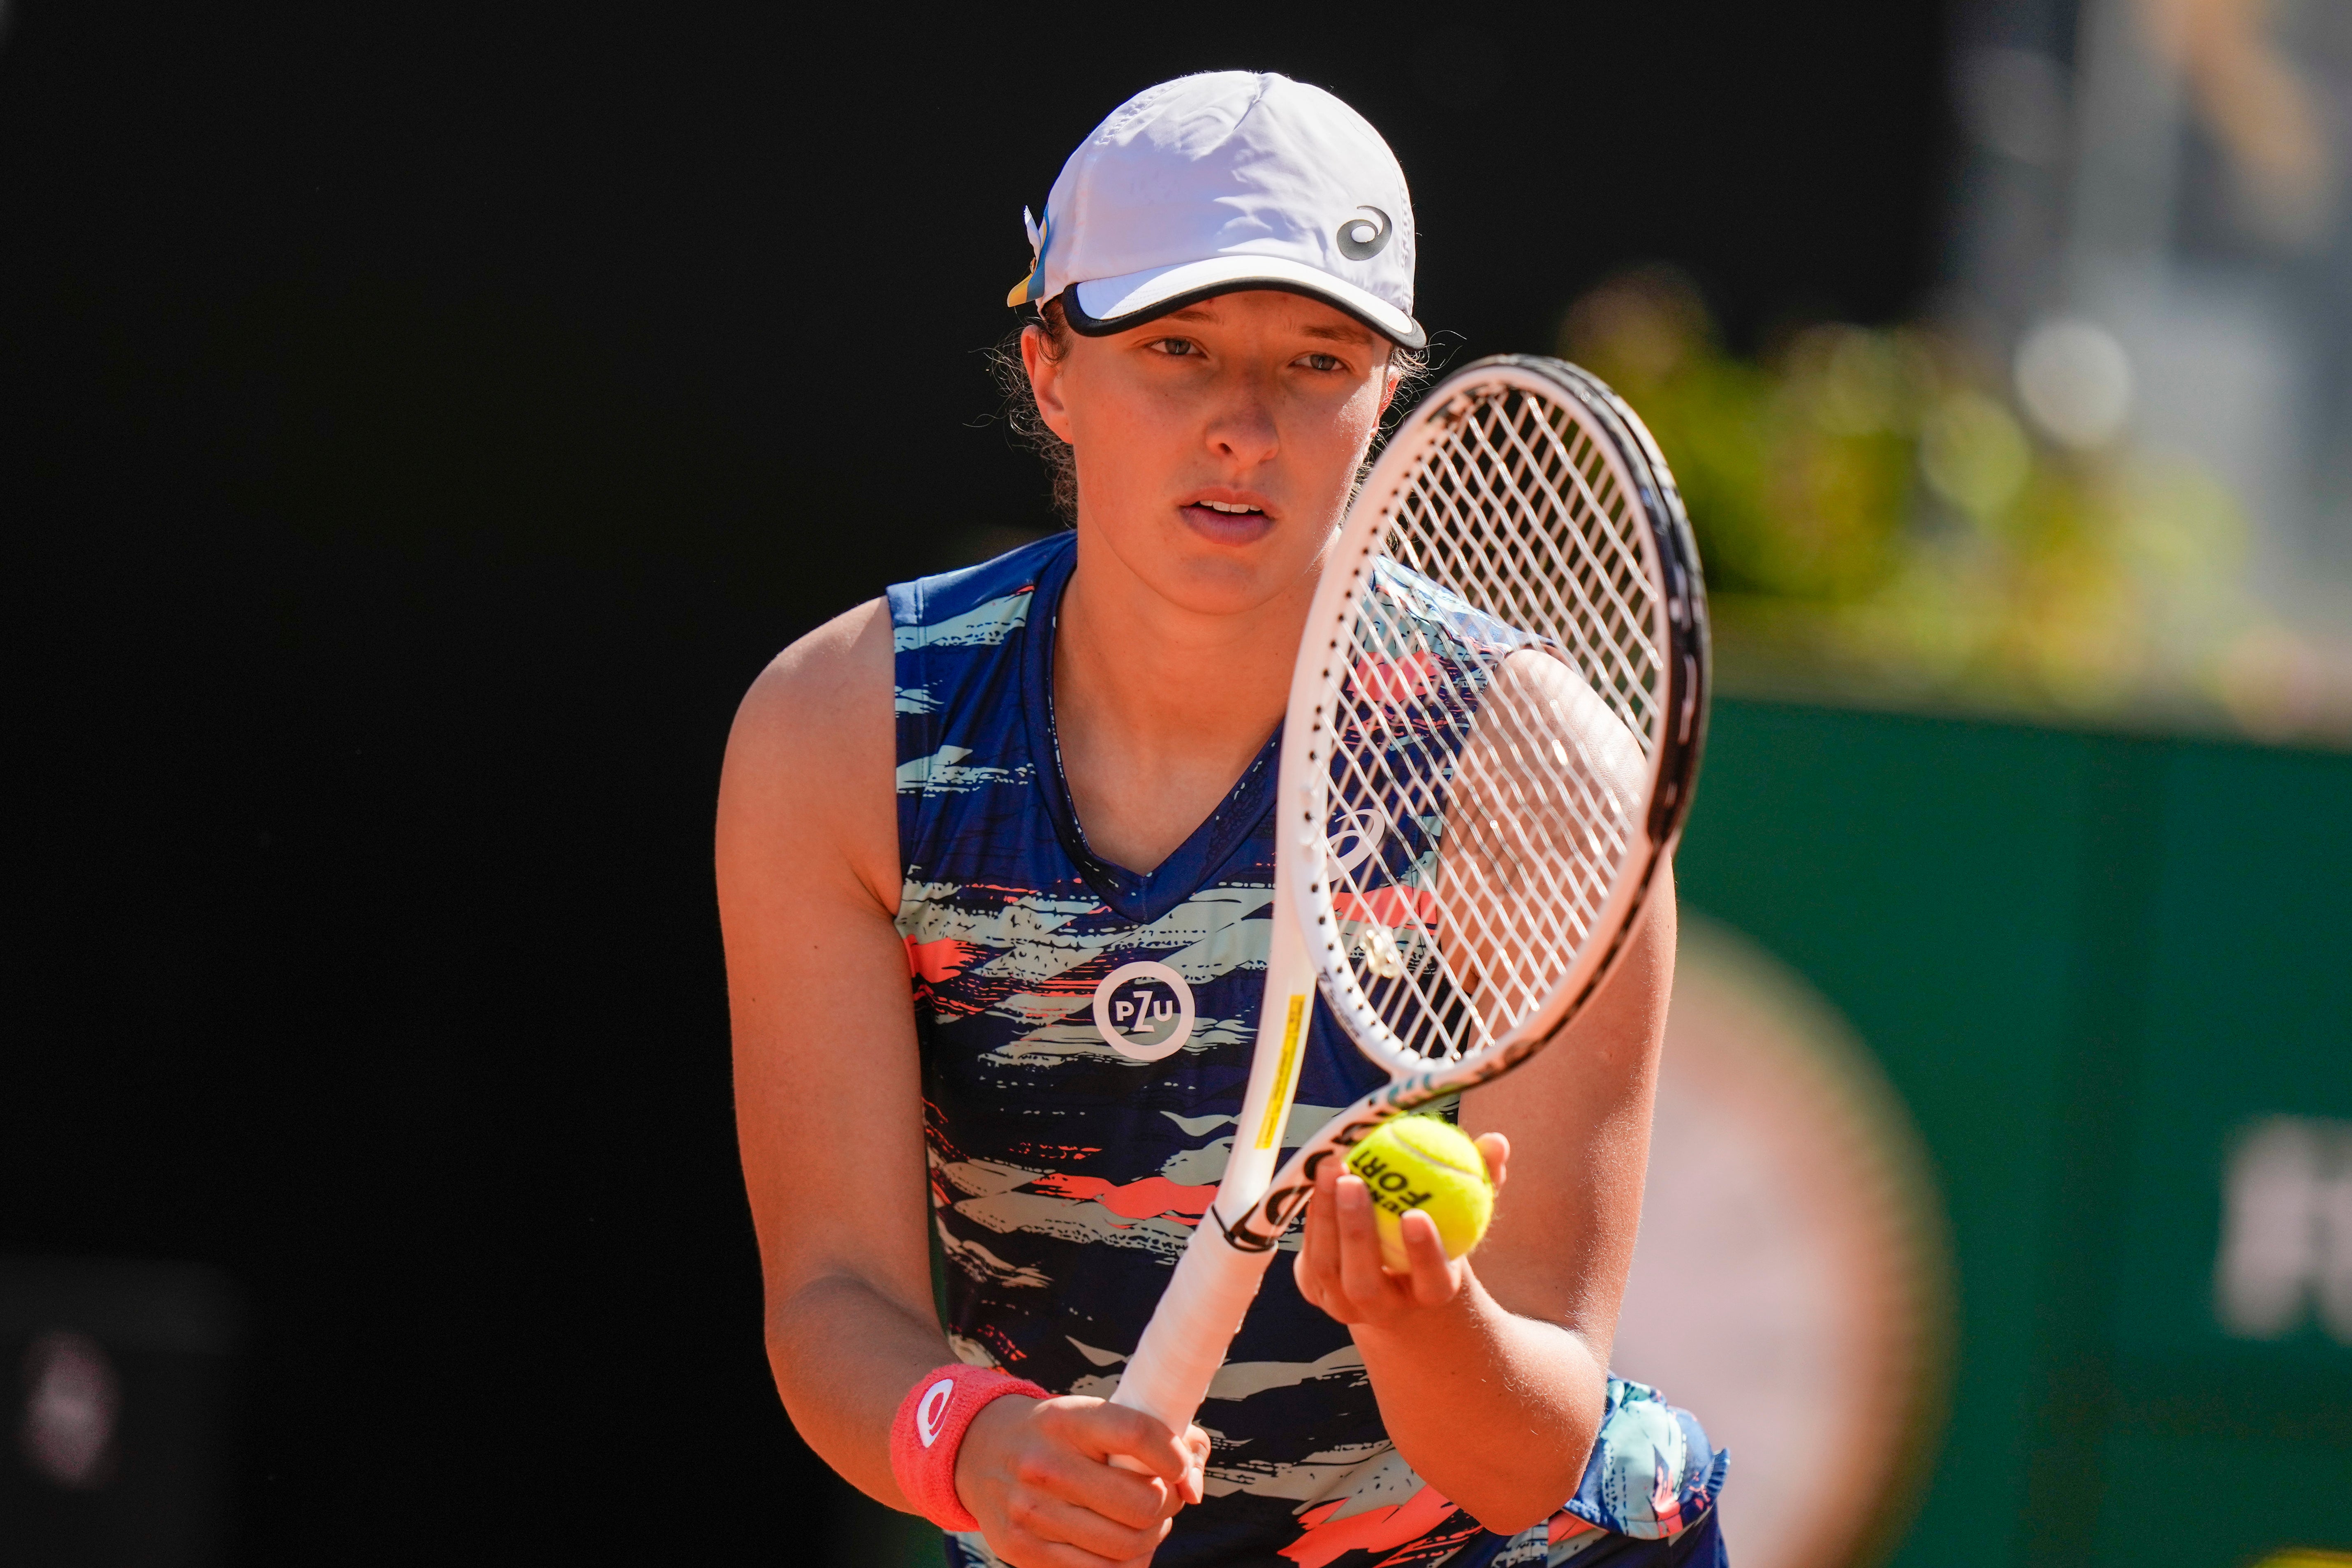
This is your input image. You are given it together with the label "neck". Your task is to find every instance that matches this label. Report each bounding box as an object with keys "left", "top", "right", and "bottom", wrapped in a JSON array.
[{"left": 1051, "top": 528, "right": 1320, "bottom": 873}]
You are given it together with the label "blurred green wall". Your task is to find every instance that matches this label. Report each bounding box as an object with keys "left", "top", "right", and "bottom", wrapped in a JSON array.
[{"left": 1679, "top": 699, "right": 2352, "bottom": 1568}]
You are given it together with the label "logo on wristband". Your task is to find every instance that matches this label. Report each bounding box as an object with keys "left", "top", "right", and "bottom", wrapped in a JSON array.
[{"left": 916, "top": 1378, "right": 956, "bottom": 1448}]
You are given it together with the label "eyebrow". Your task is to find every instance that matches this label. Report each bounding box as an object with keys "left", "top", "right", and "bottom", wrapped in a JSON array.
[{"left": 1160, "top": 303, "right": 1378, "bottom": 347}]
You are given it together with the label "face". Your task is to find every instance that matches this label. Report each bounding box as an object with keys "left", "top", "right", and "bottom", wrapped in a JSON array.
[{"left": 1023, "top": 289, "right": 1398, "bottom": 617}]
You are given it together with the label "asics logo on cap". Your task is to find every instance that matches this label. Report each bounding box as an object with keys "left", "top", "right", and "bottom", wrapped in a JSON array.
[{"left": 1336, "top": 206, "right": 1393, "bottom": 262}]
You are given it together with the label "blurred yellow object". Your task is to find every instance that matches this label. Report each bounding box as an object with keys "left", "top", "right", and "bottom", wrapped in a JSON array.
[{"left": 2249, "top": 1552, "right": 2352, "bottom": 1568}]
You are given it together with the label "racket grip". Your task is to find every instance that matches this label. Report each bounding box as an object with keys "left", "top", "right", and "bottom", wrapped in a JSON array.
[{"left": 1108, "top": 1214, "right": 1276, "bottom": 1457}]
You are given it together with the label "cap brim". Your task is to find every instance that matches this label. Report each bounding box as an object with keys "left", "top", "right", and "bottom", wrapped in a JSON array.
[{"left": 1065, "top": 255, "right": 1425, "bottom": 350}]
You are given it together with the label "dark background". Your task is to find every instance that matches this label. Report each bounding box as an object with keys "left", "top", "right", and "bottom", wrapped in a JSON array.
[{"left": 1, "top": 2, "right": 1948, "bottom": 1559}]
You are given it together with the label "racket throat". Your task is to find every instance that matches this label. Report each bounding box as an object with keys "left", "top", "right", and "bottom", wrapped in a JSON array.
[{"left": 1218, "top": 900, "right": 1316, "bottom": 1216}]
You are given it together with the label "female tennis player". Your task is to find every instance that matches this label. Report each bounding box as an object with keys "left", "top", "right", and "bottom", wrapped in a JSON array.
[{"left": 718, "top": 73, "right": 1727, "bottom": 1568}]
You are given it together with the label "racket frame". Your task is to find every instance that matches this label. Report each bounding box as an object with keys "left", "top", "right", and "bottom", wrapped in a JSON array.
[{"left": 1107, "top": 354, "right": 1708, "bottom": 1442}]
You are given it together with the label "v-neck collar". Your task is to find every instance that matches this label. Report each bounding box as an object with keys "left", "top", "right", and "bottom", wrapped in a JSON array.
[{"left": 1017, "top": 536, "right": 1282, "bottom": 925}]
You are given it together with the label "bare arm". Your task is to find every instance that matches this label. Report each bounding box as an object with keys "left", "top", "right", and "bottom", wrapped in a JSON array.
[
  {"left": 1294, "top": 650, "right": 1672, "bottom": 1531},
  {"left": 720, "top": 598, "right": 946, "bottom": 1501},
  {"left": 1295, "top": 887, "right": 1671, "bottom": 1531},
  {"left": 718, "top": 600, "right": 1202, "bottom": 1566}
]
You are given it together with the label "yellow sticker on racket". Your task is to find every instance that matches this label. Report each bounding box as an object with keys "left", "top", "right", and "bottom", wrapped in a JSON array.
[{"left": 1255, "top": 994, "right": 1308, "bottom": 1150}]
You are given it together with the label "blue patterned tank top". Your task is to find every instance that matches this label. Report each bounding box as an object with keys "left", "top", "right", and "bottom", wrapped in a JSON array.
[{"left": 889, "top": 533, "right": 1727, "bottom": 1568}]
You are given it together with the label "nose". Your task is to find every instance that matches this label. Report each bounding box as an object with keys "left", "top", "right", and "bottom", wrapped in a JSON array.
[{"left": 1204, "top": 371, "right": 1280, "bottom": 468}]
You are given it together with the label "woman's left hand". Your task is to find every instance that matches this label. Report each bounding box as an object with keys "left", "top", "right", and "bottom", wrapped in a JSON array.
[{"left": 1293, "top": 1131, "right": 1509, "bottom": 1328}]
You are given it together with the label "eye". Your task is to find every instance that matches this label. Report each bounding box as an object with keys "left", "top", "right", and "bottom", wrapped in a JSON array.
[
  {"left": 1298, "top": 352, "right": 1345, "bottom": 373},
  {"left": 1149, "top": 337, "right": 1203, "bottom": 358}
]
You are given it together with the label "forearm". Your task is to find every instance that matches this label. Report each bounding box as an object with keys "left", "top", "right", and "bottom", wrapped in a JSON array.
[
  {"left": 1351, "top": 1273, "right": 1606, "bottom": 1533},
  {"left": 767, "top": 1270, "right": 958, "bottom": 1509}
]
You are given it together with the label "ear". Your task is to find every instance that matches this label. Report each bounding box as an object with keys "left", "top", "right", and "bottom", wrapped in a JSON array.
[
  {"left": 1376, "top": 357, "right": 1404, "bottom": 419},
  {"left": 1021, "top": 324, "right": 1078, "bottom": 447}
]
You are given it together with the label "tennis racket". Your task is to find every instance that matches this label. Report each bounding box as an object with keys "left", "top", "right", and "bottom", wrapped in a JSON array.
[{"left": 1107, "top": 354, "right": 1709, "bottom": 1447}]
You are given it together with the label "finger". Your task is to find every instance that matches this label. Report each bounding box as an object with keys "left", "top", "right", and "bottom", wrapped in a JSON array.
[
  {"left": 1296, "top": 1161, "right": 1338, "bottom": 1303},
  {"left": 1005, "top": 1491, "right": 1171, "bottom": 1563},
  {"left": 1476, "top": 1131, "right": 1510, "bottom": 1192},
  {"left": 1398, "top": 1209, "right": 1460, "bottom": 1306},
  {"left": 1055, "top": 1459, "right": 1178, "bottom": 1531},
  {"left": 995, "top": 1512, "right": 1164, "bottom": 1568},
  {"left": 991, "top": 1536, "right": 1132, "bottom": 1568},
  {"left": 1336, "top": 1174, "right": 1390, "bottom": 1302},
  {"left": 1180, "top": 1425, "right": 1211, "bottom": 1505},
  {"left": 1058, "top": 1399, "right": 1199, "bottom": 1495},
  {"left": 1056, "top": 1452, "right": 1181, "bottom": 1530},
  {"left": 1010, "top": 1430, "right": 1173, "bottom": 1532}
]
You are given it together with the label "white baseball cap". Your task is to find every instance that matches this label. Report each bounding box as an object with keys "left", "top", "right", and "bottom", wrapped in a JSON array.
[{"left": 1007, "top": 72, "right": 1424, "bottom": 349}]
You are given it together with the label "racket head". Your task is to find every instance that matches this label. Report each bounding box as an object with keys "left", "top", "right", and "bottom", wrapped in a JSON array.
[{"left": 1277, "top": 355, "right": 1709, "bottom": 1082}]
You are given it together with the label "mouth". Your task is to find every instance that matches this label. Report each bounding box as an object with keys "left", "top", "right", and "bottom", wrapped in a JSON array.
[{"left": 1178, "top": 493, "right": 1276, "bottom": 544}]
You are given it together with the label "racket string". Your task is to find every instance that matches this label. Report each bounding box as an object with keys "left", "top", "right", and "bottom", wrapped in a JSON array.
[
  {"left": 1442, "top": 406, "right": 1660, "bottom": 735},
  {"left": 1498, "top": 405, "right": 1657, "bottom": 711},
  {"left": 1406, "top": 454, "right": 1652, "bottom": 757},
  {"left": 1318, "top": 383, "right": 1661, "bottom": 1067}
]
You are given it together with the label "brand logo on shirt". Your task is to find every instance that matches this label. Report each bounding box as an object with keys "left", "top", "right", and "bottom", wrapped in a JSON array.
[{"left": 1092, "top": 961, "right": 1197, "bottom": 1063}]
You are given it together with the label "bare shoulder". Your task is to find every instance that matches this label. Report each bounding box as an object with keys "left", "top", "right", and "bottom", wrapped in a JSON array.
[{"left": 717, "top": 596, "right": 898, "bottom": 914}]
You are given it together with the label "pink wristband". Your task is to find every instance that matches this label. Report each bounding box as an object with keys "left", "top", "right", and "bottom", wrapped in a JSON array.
[{"left": 889, "top": 1364, "right": 1051, "bottom": 1531}]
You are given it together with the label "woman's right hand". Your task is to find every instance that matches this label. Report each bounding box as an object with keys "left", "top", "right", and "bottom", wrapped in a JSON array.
[{"left": 954, "top": 1395, "right": 1209, "bottom": 1568}]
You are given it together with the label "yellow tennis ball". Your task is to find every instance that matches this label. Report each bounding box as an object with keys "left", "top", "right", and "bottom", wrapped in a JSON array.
[{"left": 1343, "top": 1115, "right": 1494, "bottom": 1272}]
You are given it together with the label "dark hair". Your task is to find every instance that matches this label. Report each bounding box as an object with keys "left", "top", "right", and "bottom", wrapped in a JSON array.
[
  {"left": 991, "top": 299, "right": 1083, "bottom": 522},
  {"left": 991, "top": 296, "right": 1432, "bottom": 524}
]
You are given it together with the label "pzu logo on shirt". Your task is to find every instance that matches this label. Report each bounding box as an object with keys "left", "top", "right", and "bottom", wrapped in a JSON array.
[{"left": 1091, "top": 961, "right": 1197, "bottom": 1063}]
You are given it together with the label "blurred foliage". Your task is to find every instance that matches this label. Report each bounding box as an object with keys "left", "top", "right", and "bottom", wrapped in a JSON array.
[{"left": 1562, "top": 268, "right": 2352, "bottom": 743}]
